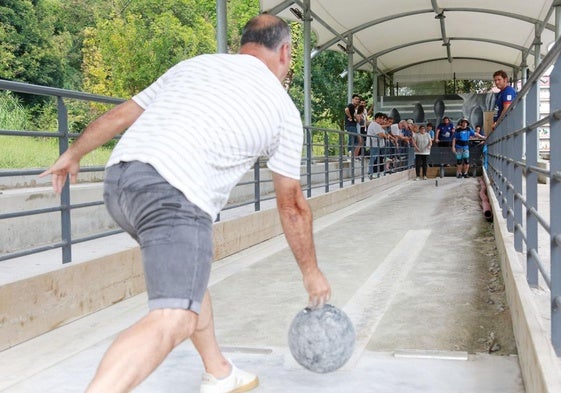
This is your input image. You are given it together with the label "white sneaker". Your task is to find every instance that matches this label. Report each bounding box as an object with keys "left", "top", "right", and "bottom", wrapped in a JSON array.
[
  {"left": 423, "top": 176, "right": 428, "bottom": 180},
  {"left": 415, "top": 177, "right": 420, "bottom": 181},
  {"left": 200, "top": 360, "right": 258, "bottom": 393}
]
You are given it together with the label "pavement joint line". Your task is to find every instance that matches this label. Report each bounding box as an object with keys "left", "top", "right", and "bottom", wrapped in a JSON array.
[
  {"left": 219, "top": 346, "right": 274, "bottom": 355},
  {"left": 393, "top": 349, "right": 469, "bottom": 361},
  {"left": 341, "top": 229, "right": 431, "bottom": 370}
]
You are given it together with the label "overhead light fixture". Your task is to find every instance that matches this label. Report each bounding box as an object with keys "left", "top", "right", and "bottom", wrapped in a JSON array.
[
  {"left": 289, "top": 7, "right": 304, "bottom": 21},
  {"left": 339, "top": 70, "right": 348, "bottom": 78}
]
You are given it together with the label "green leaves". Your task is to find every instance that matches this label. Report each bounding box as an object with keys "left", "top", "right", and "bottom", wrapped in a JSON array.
[{"left": 82, "top": 0, "right": 217, "bottom": 98}]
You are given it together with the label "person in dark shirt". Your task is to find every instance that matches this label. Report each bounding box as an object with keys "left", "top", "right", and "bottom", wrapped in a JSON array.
[
  {"left": 452, "top": 119, "right": 485, "bottom": 178},
  {"left": 435, "top": 116, "right": 455, "bottom": 147},
  {"left": 344, "top": 94, "right": 360, "bottom": 158}
]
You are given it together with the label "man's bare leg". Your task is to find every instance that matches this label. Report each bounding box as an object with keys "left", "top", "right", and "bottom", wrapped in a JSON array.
[
  {"left": 191, "top": 291, "right": 231, "bottom": 377},
  {"left": 85, "top": 308, "right": 197, "bottom": 393}
]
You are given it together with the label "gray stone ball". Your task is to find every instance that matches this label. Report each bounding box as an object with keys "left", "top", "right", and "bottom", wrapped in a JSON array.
[{"left": 288, "top": 304, "right": 355, "bottom": 373}]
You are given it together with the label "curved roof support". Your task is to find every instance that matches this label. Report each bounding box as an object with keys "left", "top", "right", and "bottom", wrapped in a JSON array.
[
  {"left": 312, "top": 8, "right": 555, "bottom": 59},
  {"left": 263, "top": 0, "right": 294, "bottom": 16},
  {"left": 388, "top": 57, "right": 520, "bottom": 75},
  {"left": 534, "top": 22, "right": 544, "bottom": 68},
  {"left": 434, "top": 5, "right": 452, "bottom": 63},
  {"left": 352, "top": 37, "right": 536, "bottom": 71},
  {"left": 286, "top": 0, "right": 373, "bottom": 67}
]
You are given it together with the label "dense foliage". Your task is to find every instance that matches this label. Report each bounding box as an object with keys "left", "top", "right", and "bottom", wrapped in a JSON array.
[{"left": 2, "top": 0, "right": 487, "bottom": 133}]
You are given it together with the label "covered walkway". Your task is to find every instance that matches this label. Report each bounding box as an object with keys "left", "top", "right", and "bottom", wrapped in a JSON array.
[{"left": 1, "top": 176, "right": 526, "bottom": 392}]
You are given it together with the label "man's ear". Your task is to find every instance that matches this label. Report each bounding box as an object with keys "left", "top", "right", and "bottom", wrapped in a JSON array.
[{"left": 279, "top": 43, "right": 291, "bottom": 65}]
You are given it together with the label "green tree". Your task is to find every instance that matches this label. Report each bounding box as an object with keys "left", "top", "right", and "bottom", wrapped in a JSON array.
[
  {"left": 227, "top": 0, "right": 260, "bottom": 53},
  {"left": 0, "top": 0, "right": 65, "bottom": 87},
  {"left": 82, "top": 0, "right": 217, "bottom": 98}
]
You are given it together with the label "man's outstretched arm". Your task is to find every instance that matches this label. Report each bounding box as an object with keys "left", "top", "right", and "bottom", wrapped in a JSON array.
[
  {"left": 272, "top": 172, "right": 331, "bottom": 308},
  {"left": 40, "top": 100, "right": 144, "bottom": 194}
]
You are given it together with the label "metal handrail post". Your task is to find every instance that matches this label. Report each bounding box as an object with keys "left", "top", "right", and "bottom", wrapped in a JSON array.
[
  {"left": 253, "top": 159, "right": 260, "bottom": 212},
  {"left": 526, "top": 81, "right": 539, "bottom": 287},
  {"left": 57, "top": 96, "right": 72, "bottom": 263},
  {"left": 513, "top": 106, "right": 524, "bottom": 251},
  {"left": 550, "top": 54, "right": 561, "bottom": 355},
  {"left": 339, "top": 132, "right": 344, "bottom": 188},
  {"left": 306, "top": 127, "right": 312, "bottom": 198},
  {"left": 324, "top": 130, "right": 329, "bottom": 193},
  {"left": 505, "top": 117, "right": 514, "bottom": 233}
]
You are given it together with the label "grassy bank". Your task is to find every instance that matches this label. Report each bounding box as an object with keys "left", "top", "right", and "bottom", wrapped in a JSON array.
[{"left": 1, "top": 136, "right": 112, "bottom": 169}]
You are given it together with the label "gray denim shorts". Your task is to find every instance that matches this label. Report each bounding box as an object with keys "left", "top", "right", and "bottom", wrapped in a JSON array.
[{"left": 103, "top": 161, "right": 213, "bottom": 314}]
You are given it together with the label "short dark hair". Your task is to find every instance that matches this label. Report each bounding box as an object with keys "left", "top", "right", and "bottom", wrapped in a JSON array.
[
  {"left": 493, "top": 70, "right": 508, "bottom": 79},
  {"left": 374, "top": 112, "right": 386, "bottom": 119},
  {"left": 241, "top": 15, "right": 291, "bottom": 51}
]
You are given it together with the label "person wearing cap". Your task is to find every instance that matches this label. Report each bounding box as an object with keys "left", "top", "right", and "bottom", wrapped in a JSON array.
[
  {"left": 452, "top": 119, "right": 486, "bottom": 178},
  {"left": 435, "top": 116, "right": 455, "bottom": 147}
]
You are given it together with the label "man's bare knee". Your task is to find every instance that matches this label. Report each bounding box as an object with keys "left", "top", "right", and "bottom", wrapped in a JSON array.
[{"left": 148, "top": 308, "right": 198, "bottom": 346}]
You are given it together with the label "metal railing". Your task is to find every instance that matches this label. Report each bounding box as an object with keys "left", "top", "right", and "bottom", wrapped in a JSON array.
[
  {"left": 487, "top": 37, "right": 561, "bottom": 355},
  {"left": 0, "top": 79, "right": 413, "bottom": 264}
]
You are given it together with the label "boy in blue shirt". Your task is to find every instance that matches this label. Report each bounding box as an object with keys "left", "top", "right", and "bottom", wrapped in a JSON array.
[{"left": 452, "top": 119, "right": 486, "bottom": 178}]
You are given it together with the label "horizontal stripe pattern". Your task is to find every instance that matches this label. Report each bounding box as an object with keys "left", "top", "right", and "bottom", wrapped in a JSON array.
[{"left": 107, "top": 54, "right": 303, "bottom": 219}]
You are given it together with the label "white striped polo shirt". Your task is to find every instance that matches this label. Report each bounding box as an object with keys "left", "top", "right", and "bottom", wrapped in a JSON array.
[{"left": 106, "top": 54, "right": 303, "bottom": 219}]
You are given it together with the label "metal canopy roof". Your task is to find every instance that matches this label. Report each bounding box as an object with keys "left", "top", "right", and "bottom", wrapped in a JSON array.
[{"left": 260, "top": 0, "right": 558, "bottom": 83}]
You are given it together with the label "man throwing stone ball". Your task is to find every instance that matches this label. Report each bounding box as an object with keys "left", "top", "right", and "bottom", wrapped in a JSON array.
[{"left": 41, "top": 14, "right": 331, "bottom": 393}]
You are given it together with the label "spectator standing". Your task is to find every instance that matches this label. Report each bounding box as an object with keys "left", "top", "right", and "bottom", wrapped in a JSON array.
[
  {"left": 475, "top": 123, "right": 488, "bottom": 168},
  {"left": 355, "top": 103, "right": 366, "bottom": 158},
  {"left": 367, "top": 112, "right": 390, "bottom": 178},
  {"left": 492, "top": 70, "right": 517, "bottom": 131},
  {"left": 435, "top": 116, "right": 455, "bottom": 146},
  {"left": 426, "top": 122, "right": 435, "bottom": 141},
  {"left": 344, "top": 94, "right": 360, "bottom": 159},
  {"left": 452, "top": 119, "right": 486, "bottom": 178},
  {"left": 411, "top": 125, "right": 432, "bottom": 180}
]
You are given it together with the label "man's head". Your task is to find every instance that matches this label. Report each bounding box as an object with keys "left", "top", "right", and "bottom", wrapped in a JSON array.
[
  {"left": 459, "top": 119, "right": 469, "bottom": 128},
  {"left": 374, "top": 112, "right": 387, "bottom": 123},
  {"left": 442, "top": 116, "right": 450, "bottom": 124},
  {"left": 351, "top": 94, "right": 360, "bottom": 105},
  {"left": 493, "top": 70, "right": 510, "bottom": 90},
  {"left": 240, "top": 14, "right": 292, "bottom": 81}
]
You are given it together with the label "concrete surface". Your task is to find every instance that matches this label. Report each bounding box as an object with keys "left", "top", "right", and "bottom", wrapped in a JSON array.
[{"left": 0, "top": 177, "right": 526, "bottom": 393}]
